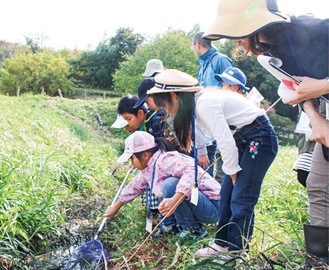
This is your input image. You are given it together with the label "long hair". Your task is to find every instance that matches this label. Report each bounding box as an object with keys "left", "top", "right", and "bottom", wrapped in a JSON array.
[{"left": 152, "top": 92, "right": 194, "bottom": 152}]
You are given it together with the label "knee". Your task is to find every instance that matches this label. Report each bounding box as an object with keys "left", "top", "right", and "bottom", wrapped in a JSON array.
[{"left": 162, "top": 177, "right": 179, "bottom": 198}]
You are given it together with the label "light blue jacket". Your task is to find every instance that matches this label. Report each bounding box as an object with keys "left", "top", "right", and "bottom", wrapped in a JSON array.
[{"left": 197, "top": 46, "right": 233, "bottom": 88}]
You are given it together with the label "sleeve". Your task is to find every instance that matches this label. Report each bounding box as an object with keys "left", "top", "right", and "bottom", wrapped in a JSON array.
[
  {"left": 119, "top": 174, "right": 147, "bottom": 204},
  {"left": 147, "top": 111, "right": 165, "bottom": 138},
  {"left": 194, "top": 122, "right": 207, "bottom": 156},
  {"left": 158, "top": 154, "right": 197, "bottom": 199},
  {"left": 196, "top": 98, "right": 241, "bottom": 175}
]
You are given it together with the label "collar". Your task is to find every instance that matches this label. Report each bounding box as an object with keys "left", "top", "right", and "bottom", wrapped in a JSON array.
[{"left": 198, "top": 46, "right": 218, "bottom": 63}]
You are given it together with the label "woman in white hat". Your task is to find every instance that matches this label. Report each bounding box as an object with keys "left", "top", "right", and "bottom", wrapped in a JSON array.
[
  {"left": 203, "top": 0, "right": 329, "bottom": 265},
  {"left": 148, "top": 69, "right": 278, "bottom": 257}
]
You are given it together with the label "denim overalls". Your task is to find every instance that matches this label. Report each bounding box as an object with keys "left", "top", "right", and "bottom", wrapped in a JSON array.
[{"left": 215, "top": 114, "right": 278, "bottom": 251}]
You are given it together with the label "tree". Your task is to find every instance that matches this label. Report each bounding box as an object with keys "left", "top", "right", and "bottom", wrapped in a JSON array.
[
  {"left": 113, "top": 28, "right": 199, "bottom": 95},
  {"left": 0, "top": 48, "right": 75, "bottom": 96},
  {"left": 69, "top": 27, "right": 144, "bottom": 89},
  {"left": 0, "top": 40, "right": 22, "bottom": 67}
]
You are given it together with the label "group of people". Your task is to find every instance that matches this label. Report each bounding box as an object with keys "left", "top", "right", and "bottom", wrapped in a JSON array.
[{"left": 104, "top": 0, "right": 328, "bottom": 267}]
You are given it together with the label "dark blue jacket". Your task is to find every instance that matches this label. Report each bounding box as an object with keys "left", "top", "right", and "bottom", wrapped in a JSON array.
[
  {"left": 270, "top": 15, "right": 329, "bottom": 101},
  {"left": 140, "top": 109, "right": 166, "bottom": 138}
]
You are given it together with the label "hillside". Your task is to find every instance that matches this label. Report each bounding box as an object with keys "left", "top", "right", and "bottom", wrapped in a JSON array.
[
  {"left": 0, "top": 94, "right": 131, "bottom": 268},
  {"left": 0, "top": 94, "right": 308, "bottom": 269}
]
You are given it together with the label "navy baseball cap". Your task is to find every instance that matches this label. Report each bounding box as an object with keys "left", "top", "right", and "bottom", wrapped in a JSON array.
[{"left": 133, "top": 78, "right": 155, "bottom": 109}]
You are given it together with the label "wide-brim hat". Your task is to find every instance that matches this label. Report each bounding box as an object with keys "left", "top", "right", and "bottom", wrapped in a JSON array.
[
  {"left": 147, "top": 69, "right": 203, "bottom": 94},
  {"left": 143, "top": 59, "right": 164, "bottom": 77},
  {"left": 203, "top": 0, "right": 289, "bottom": 40}
]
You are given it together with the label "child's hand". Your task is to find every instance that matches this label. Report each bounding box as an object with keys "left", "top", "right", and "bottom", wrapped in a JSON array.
[
  {"left": 104, "top": 205, "right": 119, "bottom": 218},
  {"left": 158, "top": 198, "right": 177, "bottom": 217},
  {"left": 158, "top": 193, "right": 184, "bottom": 217}
]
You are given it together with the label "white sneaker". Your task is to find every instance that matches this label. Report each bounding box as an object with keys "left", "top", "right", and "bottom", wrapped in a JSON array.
[{"left": 195, "top": 242, "right": 229, "bottom": 258}]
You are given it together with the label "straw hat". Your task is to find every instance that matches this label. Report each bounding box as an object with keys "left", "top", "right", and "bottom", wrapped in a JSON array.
[
  {"left": 147, "top": 69, "right": 203, "bottom": 94},
  {"left": 203, "top": 0, "right": 289, "bottom": 40}
]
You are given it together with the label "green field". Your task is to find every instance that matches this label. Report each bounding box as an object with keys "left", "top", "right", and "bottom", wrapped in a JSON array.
[{"left": 0, "top": 94, "right": 307, "bottom": 269}]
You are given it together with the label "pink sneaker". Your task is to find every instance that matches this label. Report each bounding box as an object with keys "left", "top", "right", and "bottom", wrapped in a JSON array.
[{"left": 195, "top": 242, "right": 229, "bottom": 258}]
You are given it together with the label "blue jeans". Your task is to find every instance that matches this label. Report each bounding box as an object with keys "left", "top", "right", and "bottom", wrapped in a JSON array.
[
  {"left": 214, "top": 115, "right": 278, "bottom": 251},
  {"left": 205, "top": 141, "right": 217, "bottom": 177},
  {"left": 162, "top": 177, "right": 220, "bottom": 229}
]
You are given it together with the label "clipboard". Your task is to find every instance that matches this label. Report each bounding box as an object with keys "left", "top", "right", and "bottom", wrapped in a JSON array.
[{"left": 257, "top": 55, "right": 301, "bottom": 90}]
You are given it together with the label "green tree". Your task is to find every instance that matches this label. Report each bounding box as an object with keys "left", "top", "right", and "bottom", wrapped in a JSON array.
[
  {"left": 0, "top": 48, "right": 75, "bottom": 96},
  {"left": 0, "top": 40, "right": 22, "bottom": 66},
  {"left": 69, "top": 27, "right": 143, "bottom": 89},
  {"left": 113, "top": 28, "right": 199, "bottom": 95}
]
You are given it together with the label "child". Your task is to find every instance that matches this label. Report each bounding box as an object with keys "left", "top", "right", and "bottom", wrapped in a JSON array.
[
  {"left": 133, "top": 78, "right": 179, "bottom": 146},
  {"left": 115, "top": 95, "right": 165, "bottom": 216},
  {"left": 111, "top": 114, "right": 135, "bottom": 133},
  {"left": 117, "top": 95, "right": 165, "bottom": 138},
  {"left": 215, "top": 66, "right": 263, "bottom": 107},
  {"left": 215, "top": 67, "right": 250, "bottom": 95},
  {"left": 104, "top": 131, "right": 221, "bottom": 238},
  {"left": 149, "top": 69, "right": 278, "bottom": 256}
]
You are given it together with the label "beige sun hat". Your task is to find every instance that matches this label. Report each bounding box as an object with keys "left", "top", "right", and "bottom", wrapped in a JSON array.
[
  {"left": 203, "top": 0, "right": 290, "bottom": 40},
  {"left": 143, "top": 59, "right": 164, "bottom": 77},
  {"left": 147, "top": 69, "right": 203, "bottom": 94}
]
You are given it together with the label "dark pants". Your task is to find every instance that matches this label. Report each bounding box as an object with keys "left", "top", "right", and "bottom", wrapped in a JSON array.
[{"left": 215, "top": 115, "right": 278, "bottom": 251}]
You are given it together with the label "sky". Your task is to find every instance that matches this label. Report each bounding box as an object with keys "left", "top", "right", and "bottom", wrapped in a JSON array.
[{"left": 1, "top": 0, "right": 327, "bottom": 51}]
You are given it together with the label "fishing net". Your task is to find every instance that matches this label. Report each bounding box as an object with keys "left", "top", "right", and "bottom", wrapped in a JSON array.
[
  {"left": 63, "top": 240, "right": 110, "bottom": 270},
  {"left": 63, "top": 168, "right": 133, "bottom": 269}
]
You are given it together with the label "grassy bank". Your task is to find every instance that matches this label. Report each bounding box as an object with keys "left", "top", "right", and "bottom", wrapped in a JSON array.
[{"left": 0, "top": 94, "right": 307, "bottom": 269}]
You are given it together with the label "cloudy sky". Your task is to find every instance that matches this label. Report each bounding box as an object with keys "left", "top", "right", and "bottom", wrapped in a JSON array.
[{"left": 1, "top": 0, "right": 327, "bottom": 50}]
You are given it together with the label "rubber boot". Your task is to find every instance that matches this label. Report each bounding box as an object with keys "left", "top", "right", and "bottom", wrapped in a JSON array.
[{"left": 303, "top": 223, "right": 329, "bottom": 268}]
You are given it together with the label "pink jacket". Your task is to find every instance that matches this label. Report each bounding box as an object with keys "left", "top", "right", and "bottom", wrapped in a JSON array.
[{"left": 119, "top": 150, "right": 221, "bottom": 204}]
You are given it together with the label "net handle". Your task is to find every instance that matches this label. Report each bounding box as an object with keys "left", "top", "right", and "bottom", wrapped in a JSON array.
[{"left": 94, "top": 167, "right": 133, "bottom": 240}]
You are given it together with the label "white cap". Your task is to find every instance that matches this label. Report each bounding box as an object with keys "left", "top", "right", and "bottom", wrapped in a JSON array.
[
  {"left": 111, "top": 114, "right": 128, "bottom": 129},
  {"left": 143, "top": 59, "right": 164, "bottom": 77},
  {"left": 117, "top": 131, "right": 157, "bottom": 163}
]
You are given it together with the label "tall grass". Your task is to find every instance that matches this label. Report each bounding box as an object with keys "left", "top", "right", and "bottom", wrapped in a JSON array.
[
  {"left": 0, "top": 94, "right": 122, "bottom": 267},
  {"left": 0, "top": 94, "right": 307, "bottom": 269}
]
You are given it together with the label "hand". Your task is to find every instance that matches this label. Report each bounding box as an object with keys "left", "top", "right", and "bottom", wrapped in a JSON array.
[
  {"left": 103, "top": 200, "right": 123, "bottom": 218},
  {"left": 158, "top": 193, "right": 184, "bottom": 217},
  {"left": 104, "top": 205, "right": 118, "bottom": 218},
  {"left": 303, "top": 100, "right": 329, "bottom": 147},
  {"left": 285, "top": 77, "right": 329, "bottom": 105},
  {"left": 198, "top": 154, "right": 210, "bottom": 168},
  {"left": 158, "top": 198, "right": 177, "bottom": 217},
  {"left": 309, "top": 115, "right": 329, "bottom": 147},
  {"left": 230, "top": 173, "right": 238, "bottom": 185}
]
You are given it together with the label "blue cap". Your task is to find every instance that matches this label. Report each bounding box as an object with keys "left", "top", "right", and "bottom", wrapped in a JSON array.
[
  {"left": 133, "top": 78, "right": 155, "bottom": 109},
  {"left": 215, "top": 67, "right": 250, "bottom": 91}
]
